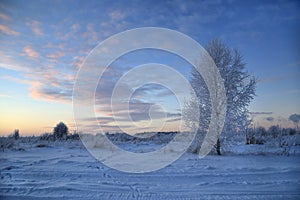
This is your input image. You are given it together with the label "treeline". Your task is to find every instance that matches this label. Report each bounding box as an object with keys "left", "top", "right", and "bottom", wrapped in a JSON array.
[
  {"left": 6, "top": 122, "right": 80, "bottom": 141},
  {"left": 246, "top": 125, "right": 300, "bottom": 146}
]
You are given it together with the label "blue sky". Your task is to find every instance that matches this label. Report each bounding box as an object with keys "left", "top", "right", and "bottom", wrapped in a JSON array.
[{"left": 0, "top": 0, "right": 299, "bottom": 135}]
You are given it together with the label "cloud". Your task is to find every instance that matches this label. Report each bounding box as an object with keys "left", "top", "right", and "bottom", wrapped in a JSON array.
[
  {"left": 0, "top": 24, "right": 20, "bottom": 35},
  {"left": 10, "top": 59, "right": 77, "bottom": 103},
  {"left": 47, "top": 51, "right": 65, "bottom": 60},
  {"left": 0, "top": 51, "right": 30, "bottom": 72},
  {"left": 287, "top": 89, "right": 300, "bottom": 94},
  {"left": 82, "top": 116, "right": 115, "bottom": 123},
  {"left": 28, "top": 70, "right": 75, "bottom": 103},
  {"left": 259, "top": 74, "right": 300, "bottom": 83},
  {"left": 0, "top": 13, "right": 11, "bottom": 21},
  {"left": 265, "top": 116, "right": 274, "bottom": 122},
  {"left": 132, "top": 84, "right": 174, "bottom": 98},
  {"left": 26, "top": 20, "right": 43, "bottom": 36},
  {"left": 249, "top": 111, "right": 273, "bottom": 115},
  {"left": 96, "top": 99, "right": 181, "bottom": 124},
  {"left": 0, "top": 62, "right": 29, "bottom": 72},
  {"left": 72, "top": 56, "right": 85, "bottom": 69},
  {"left": 82, "top": 23, "right": 100, "bottom": 45},
  {"left": 0, "top": 94, "right": 12, "bottom": 98},
  {"left": 23, "top": 46, "right": 39, "bottom": 59},
  {"left": 1, "top": 75, "right": 34, "bottom": 85},
  {"left": 30, "top": 83, "right": 72, "bottom": 102},
  {"left": 166, "top": 117, "right": 181, "bottom": 122},
  {"left": 71, "top": 23, "right": 80, "bottom": 31},
  {"left": 166, "top": 113, "right": 181, "bottom": 118},
  {"left": 2, "top": 66, "right": 75, "bottom": 103},
  {"left": 74, "top": 63, "right": 188, "bottom": 133},
  {"left": 109, "top": 10, "right": 125, "bottom": 21}
]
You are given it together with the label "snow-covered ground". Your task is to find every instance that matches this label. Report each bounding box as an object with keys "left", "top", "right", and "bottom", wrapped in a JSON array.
[{"left": 1, "top": 140, "right": 300, "bottom": 199}]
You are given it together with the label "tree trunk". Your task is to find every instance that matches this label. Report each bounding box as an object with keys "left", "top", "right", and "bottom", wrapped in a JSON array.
[{"left": 216, "top": 138, "right": 221, "bottom": 155}]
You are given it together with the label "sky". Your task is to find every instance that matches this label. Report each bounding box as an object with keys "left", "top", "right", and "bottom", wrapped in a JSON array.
[{"left": 0, "top": 0, "right": 299, "bottom": 135}]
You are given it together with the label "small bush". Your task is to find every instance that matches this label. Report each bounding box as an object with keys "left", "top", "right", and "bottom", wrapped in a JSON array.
[
  {"left": 14, "top": 129, "right": 19, "bottom": 140},
  {"left": 40, "top": 133, "right": 54, "bottom": 141},
  {"left": 36, "top": 144, "right": 48, "bottom": 148},
  {"left": 67, "top": 133, "right": 80, "bottom": 140},
  {"left": 53, "top": 122, "right": 68, "bottom": 140}
]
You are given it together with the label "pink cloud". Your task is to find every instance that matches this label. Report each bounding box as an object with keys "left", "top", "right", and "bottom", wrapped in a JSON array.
[
  {"left": 82, "top": 23, "right": 99, "bottom": 45},
  {"left": 1, "top": 74, "right": 72, "bottom": 104},
  {"left": 0, "top": 51, "right": 30, "bottom": 72},
  {"left": 109, "top": 10, "right": 125, "bottom": 21},
  {"left": 71, "top": 23, "right": 80, "bottom": 31},
  {"left": 72, "top": 56, "right": 85, "bottom": 69},
  {"left": 27, "top": 68, "right": 75, "bottom": 103},
  {"left": 1, "top": 75, "right": 34, "bottom": 85},
  {"left": 23, "top": 46, "right": 39, "bottom": 59},
  {"left": 29, "top": 81, "right": 72, "bottom": 104},
  {"left": 0, "top": 13, "right": 11, "bottom": 21},
  {"left": 47, "top": 51, "right": 65, "bottom": 60},
  {"left": 26, "top": 20, "right": 43, "bottom": 36},
  {"left": 0, "top": 62, "right": 29, "bottom": 72},
  {"left": 0, "top": 24, "right": 20, "bottom": 35}
]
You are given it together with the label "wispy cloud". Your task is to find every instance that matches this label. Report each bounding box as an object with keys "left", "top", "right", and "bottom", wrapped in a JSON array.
[
  {"left": 0, "top": 13, "right": 11, "bottom": 21},
  {"left": 28, "top": 70, "right": 75, "bottom": 103},
  {"left": 3, "top": 71, "right": 74, "bottom": 103},
  {"left": 72, "top": 56, "right": 85, "bottom": 69},
  {"left": 259, "top": 73, "right": 300, "bottom": 83},
  {"left": 109, "top": 10, "right": 125, "bottom": 21},
  {"left": 26, "top": 20, "right": 43, "bottom": 36},
  {"left": 166, "top": 117, "right": 182, "bottom": 123},
  {"left": 249, "top": 111, "right": 273, "bottom": 115},
  {"left": 287, "top": 89, "right": 300, "bottom": 94},
  {"left": 47, "top": 51, "right": 65, "bottom": 60},
  {"left": 23, "top": 46, "right": 39, "bottom": 59},
  {"left": 264, "top": 116, "right": 274, "bottom": 122},
  {"left": 1, "top": 75, "right": 35, "bottom": 85},
  {"left": 2, "top": 66, "right": 75, "bottom": 103},
  {"left": 0, "top": 50, "right": 30, "bottom": 72},
  {"left": 82, "top": 23, "right": 100, "bottom": 45},
  {"left": 0, "top": 24, "right": 19, "bottom": 35},
  {"left": 71, "top": 23, "right": 80, "bottom": 31},
  {"left": 30, "top": 82, "right": 72, "bottom": 103},
  {"left": 0, "top": 62, "right": 29, "bottom": 72},
  {"left": 0, "top": 94, "right": 12, "bottom": 98}
]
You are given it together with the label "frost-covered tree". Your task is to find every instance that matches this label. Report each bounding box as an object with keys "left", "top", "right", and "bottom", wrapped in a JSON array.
[
  {"left": 267, "top": 125, "right": 281, "bottom": 138},
  {"left": 53, "top": 122, "right": 68, "bottom": 140},
  {"left": 289, "top": 114, "right": 300, "bottom": 129},
  {"left": 246, "top": 126, "right": 266, "bottom": 145},
  {"left": 185, "top": 39, "right": 256, "bottom": 155}
]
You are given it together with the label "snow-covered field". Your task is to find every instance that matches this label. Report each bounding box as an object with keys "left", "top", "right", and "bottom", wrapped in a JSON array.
[{"left": 1, "top": 140, "right": 300, "bottom": 199}]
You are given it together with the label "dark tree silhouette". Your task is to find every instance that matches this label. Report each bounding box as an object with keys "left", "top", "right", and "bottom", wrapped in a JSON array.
[
  {"left": 53, "top": 122, "right": 68, "bottom": 140},
  {"left": 14, "top": 129, "right": 19, "bottom": 140}
]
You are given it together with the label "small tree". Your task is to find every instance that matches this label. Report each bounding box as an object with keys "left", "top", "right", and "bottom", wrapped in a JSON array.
[
  {"left": 53, "top": 122, "right": 68, "bottom": 140},
  {"left": 268, "top": 125, "right": 281, "bottom": 138},
  {"left": 246, "top": 126, "right": 266, "bottom": 145},
  {"left": 14, "top": 129, "right": 20, "bottom": 140},
  {"left": 289, "top": 114, "right": 300, "bottom": 130}
]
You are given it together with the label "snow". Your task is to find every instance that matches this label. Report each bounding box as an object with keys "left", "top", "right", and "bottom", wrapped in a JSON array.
[{"left": 1, "top": 140, "right": 300, "bottom": 199}]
